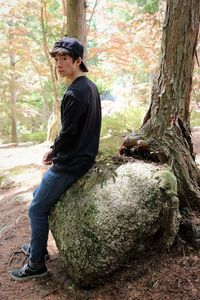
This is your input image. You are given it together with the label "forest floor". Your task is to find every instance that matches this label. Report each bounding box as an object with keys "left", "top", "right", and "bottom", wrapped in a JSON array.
[{"left": 1, "top": 128, "right": 200, "bottom": 300}]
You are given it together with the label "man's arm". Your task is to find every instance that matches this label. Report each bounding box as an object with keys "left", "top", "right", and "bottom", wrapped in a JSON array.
[{"left": 51, "top": 91, "right": 86, "bottom": 156}]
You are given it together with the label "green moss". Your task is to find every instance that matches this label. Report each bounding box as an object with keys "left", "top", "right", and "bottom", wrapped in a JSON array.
[
  {"left": 145, "top": 186, "right": 161, "bottom": 210},
  {"left": 49, "top": 162, "right": 180, "bottom": 285},
  {"left": 81, "top": 227, "right": 102, "bottom": 254},
  {"left": 82, "top": 204, "right": 98, "bottom": 221},
  {"left": 71, "top": 162, "right": 118, "bottom": 193},
  {"left": 154, "top": 169, "right": 177, "bottom": 195}
]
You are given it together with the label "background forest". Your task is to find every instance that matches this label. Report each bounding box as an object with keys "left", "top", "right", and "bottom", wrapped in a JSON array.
[
  {"left": 0, "top": 0, "right": 199, "bottom": 146},
  {"left": 1, "top": 1, "right": 200, "bottom": 299}
]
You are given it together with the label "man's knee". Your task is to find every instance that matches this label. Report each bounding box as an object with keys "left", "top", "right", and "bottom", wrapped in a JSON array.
[
  {"left": 29, "top": 201, "right": 49, "bottom": 219},
  {"left": 28, "top": 202, "right": 37, "bottom": 219}
]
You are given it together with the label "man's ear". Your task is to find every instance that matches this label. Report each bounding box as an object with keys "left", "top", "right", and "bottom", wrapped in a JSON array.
[{"left": 76, "top": 57, "right": 82, "bottom": 66}]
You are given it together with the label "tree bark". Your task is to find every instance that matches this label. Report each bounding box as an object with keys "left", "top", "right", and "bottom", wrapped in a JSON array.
[
  {"left": 67, "top": 0, "right": 87, "bottom": 57},
  {"left": 40, "top": 0, "right": 60, "bottom": 142},
  {"left": 122, "top": 0, "right": 200, "bottom": 208}
]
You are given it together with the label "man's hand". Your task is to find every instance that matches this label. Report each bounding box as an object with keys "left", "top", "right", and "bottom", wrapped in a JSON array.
[{"left": 42, "top": 149, "right": 53, "bottom": 165}]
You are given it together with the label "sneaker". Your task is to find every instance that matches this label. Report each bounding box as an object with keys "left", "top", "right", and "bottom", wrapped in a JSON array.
[
  {"left": 10, "top": 262, "right": 48, "bottom": 281},
  {"left": 21, "top": 244, "right": 50, "bottom": 260}
]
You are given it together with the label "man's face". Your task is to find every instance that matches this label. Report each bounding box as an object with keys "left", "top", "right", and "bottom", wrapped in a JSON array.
[{"left": 54, "top": 54, "right": 80, "bottom": 78}]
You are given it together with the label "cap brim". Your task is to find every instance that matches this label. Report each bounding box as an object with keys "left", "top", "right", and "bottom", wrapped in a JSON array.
[
  {"left": 81, "top": 61, "right": 88, "bottom": 72},
  {"left": 49, "top": 47, "right": 71, "bottom": 57}
]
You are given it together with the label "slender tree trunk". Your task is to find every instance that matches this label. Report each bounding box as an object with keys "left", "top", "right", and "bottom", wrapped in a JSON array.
[
  {"left": 40, "top": 0, "right": 60, "bottom": 142},
  {"left": 25, "top": 45, "right": 50, "bottom": 122},
  {"left": 8, "top": 23, "right": 17, "bottom": 143},
  {"left": 61, "top": 0, "right": 67, "bottom": 35},
  {"left": 86, "top": 0, "right": 100, "bottom": 37},
  {"left": 122, "top": 0, "right": 200, "bottom": 208},
  {"left": 67, "top": 0, "right": 87, "bottom": 57}
]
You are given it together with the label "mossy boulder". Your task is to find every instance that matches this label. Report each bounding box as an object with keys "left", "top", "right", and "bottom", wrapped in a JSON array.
[{"left": 49, "top": 161, "right": 180, "bottom": 286}]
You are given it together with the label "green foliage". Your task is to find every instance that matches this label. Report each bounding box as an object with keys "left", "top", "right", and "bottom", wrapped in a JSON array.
[
  {"left": 191, "top": 110, "right": 200, "bottom": 127},
  {"left": 98, "top": 135, "right": 123, "bottom": 160},
  {"left": 19, "top": 131, "right": 47, "bottom": 143},
  {"left": 98, "top": 106, "right": 147, "bottom": 160},
  {"left": 48, "top": 0, "right": 60, "bottom": 13},
  {"left": 0, "top": 112, "right": 11, "bottom": 142},
  {"left": 128, "top": 0, "right": 160, "bottom": 14},
  {"left": 0, "top": 0, "right": 198, "bottom": 147},
  {"left": 89, "top": 76, "right": 112, "bottom": 95},
  {"left": 134, "top": 59, "right": 150, "bottom": 83},
  {"left": 101, "top": 113, "right": 126, "bottom": 137},
  {"left": 0, "top": 0, "right": 64, "bottom": 143},
  {"left": 101, "top": 106, "right": 147, "bottom": 137}
]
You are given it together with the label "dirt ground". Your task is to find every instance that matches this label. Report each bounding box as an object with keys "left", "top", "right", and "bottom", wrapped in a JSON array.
[{"left": 0, "top": 129, "right": 200, "bottom": 300}]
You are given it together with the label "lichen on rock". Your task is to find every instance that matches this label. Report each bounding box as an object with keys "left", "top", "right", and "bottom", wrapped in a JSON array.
[{"left": 49, "top": 161, "right": 180, "bottom": 286}]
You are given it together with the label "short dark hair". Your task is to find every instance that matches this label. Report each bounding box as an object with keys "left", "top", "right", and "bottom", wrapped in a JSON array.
[{"left": 51, "top": 49, "right": 85, "bottom": 72}]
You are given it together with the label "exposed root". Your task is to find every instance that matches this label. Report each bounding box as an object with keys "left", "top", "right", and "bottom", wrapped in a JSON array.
[
  {"left": 121, "top": 132, "right": 169, "bottom": 163},
  {"left": 120, "top": 129, "right": 200, "bottom": 209},
  {"left": 8, "top": 248, "right": 22, "bottom": 266}
]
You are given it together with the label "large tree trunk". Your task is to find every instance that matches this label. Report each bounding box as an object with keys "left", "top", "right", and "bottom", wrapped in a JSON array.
[
  {"left": 122, "top": 0, "right": 200, "bottom": 208},
  {"left": 40, "top": 0, "right": 60, "bottom": 142},
  {"left": 44, "top": 0, "right": 87, "bottom": 142},
  {"left": 8, "top": 22, "right": 17, "bottom": 143},
  {"left": 67, "top": 0, "right": 87, "bottom": 52}
]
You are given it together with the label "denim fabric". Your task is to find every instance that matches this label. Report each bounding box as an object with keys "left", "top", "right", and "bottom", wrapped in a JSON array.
[{"left": 28, "top": 168, "right": 77, "bottom": 264}]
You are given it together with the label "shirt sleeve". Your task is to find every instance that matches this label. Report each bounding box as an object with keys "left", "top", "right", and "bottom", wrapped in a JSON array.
[{"left": 51, "top": 90, "right": 87, "bottom": 155}]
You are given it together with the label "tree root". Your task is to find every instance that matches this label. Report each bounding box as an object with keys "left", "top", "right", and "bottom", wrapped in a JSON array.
[
  {"left": 120, "top": 129, "right": 200, "bottom": 209},
  {"left": 8, "top": 248, "right": 22, "bottom": 266}
]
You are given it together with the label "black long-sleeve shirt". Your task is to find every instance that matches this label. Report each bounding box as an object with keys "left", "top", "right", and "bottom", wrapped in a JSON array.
[{"left": 51, "top": 76, "right": 101, "bottom": 177}]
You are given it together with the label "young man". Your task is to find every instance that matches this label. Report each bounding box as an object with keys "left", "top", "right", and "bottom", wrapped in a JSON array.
[{"left": 11, "top": 37, "right": 102, "bottom": 281}]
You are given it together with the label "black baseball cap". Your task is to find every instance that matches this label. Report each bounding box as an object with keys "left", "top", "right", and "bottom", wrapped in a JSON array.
[{"left": 49, "top": 37, "right": 88, "bottom": 72}]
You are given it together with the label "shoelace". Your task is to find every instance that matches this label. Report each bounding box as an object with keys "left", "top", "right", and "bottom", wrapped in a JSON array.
[{"left": 18, "top": 264, "right": 34, "bottom": 276}]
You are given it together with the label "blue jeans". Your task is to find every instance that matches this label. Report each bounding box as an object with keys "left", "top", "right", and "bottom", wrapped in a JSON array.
[{"left": 28, "top": 168, "right": 77, "bottom": 264}]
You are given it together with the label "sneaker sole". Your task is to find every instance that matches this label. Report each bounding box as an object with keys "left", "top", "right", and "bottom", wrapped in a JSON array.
[{"left": 10, "top": 271, "right": 48, "bottom": 282}]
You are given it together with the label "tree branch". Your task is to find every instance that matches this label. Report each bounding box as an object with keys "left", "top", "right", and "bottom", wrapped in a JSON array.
[{"left": 86, "top": 0, "right": 100, "bottom": 37}]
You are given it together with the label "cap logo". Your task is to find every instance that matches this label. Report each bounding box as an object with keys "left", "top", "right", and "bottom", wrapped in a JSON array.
[{"left": 54, "top": 41, "right": 68, "bottom": 48}]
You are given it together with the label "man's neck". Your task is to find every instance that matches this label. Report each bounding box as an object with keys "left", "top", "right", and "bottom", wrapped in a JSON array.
[{"left": 69, "top": 71, "right": 85, "bottom": 84}]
